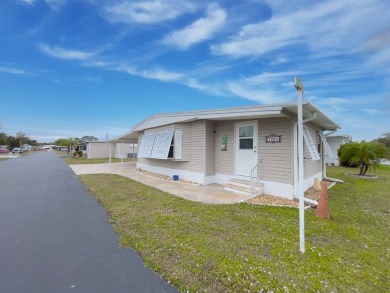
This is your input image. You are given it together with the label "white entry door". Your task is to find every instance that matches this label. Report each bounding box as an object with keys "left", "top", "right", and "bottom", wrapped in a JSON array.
[{"left": 235, "top": 121, "right": 258, "bottom": 177}]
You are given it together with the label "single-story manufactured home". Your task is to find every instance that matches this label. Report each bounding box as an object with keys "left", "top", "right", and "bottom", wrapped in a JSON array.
[
  {"left": 325, "top": 134, "right": 352, "bottom": 166},
  {"left": 119, "top": 102, "right": 339, "bottom": 200}
]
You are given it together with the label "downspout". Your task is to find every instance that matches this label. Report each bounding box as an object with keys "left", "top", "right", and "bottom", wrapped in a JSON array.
[{"left": 293, "top": 112, "right": 317, "bottom": 201}]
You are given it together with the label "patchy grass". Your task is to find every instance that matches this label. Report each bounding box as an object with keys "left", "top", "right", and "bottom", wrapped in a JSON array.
[
  {"left": 64, "top": 156, "right": 136, "bottom": 164},
  {"left": 79, "top": 165, "right": 390, "bottom": 292}
]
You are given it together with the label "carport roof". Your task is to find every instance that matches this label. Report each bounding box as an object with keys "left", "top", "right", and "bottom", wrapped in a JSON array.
[{"left": 110, "top": 130, "right": 138, "bottom": 143}]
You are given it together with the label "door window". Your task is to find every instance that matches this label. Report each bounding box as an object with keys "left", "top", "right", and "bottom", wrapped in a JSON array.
[{"left": 239, "top": 126, "right": 254, "bottom": 150}]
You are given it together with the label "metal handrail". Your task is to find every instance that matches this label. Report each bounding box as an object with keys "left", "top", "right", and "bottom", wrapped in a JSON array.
[{"left": 250, "top": 163, "right": 259, "bottom": 196}]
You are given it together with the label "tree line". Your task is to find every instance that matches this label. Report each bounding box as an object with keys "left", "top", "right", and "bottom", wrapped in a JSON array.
[
  {"left": 0, "top": 132, "right": 99, "bottom": 150},
  {"left": 0, "top": 132, "right": 37, "bottom": 150}
]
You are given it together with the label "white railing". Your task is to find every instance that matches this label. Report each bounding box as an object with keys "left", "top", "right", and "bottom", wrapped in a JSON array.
[
  {"left": 250, "top": 163, "right": 260, "bottom": 197},
  {"left": 0, "top": 152, "right": 19, "bottom": 158}
]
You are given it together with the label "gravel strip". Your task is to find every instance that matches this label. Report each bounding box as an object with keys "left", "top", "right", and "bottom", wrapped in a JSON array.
[{"left": 246, "top": 188, "right": 321, "bottom": 208}]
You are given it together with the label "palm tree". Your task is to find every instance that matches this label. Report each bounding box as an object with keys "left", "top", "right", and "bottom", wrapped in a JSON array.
[
  {"left": 16, "top": 132, "right": 29, "bottom": 148},
  {"left": 339, "top": 141, "right": 390, "bottom": 175},
  {"left": 67, "top": 137, "right": 80, "bottom": 157}
]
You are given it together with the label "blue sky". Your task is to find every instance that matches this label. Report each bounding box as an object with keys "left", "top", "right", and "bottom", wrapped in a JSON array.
[{"left": 0, "top": 0, "right": 389, "bottom": 142}]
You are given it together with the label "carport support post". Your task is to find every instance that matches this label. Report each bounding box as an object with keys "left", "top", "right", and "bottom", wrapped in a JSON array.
[
  {"left": 109, "top": 143, "right": 112, "bottom": 164},
  {"left": 106, "top": 132, "right": 112, "bottom": 164},
  {"left": 295, "top": 77, "right": 305, "bottom": 254},
  {"left": 121, "top": 140, "right": 124, "bottom": 163}
]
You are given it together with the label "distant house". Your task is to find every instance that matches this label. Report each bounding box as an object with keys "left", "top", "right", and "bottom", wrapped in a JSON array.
[
  {"left": 42, "top": 145, "right": 56, "bottom": 150},
  {"left": 119, "top": 102, "right": 339, "bottom": 200},
  {"left": 325, "top": 134, "right": 352, "bottom": 166}
]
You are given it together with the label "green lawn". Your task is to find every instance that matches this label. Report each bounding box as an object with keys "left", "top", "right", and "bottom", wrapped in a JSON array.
[
  {"left": 64, "top": 156, "right": 136, "bottom": 164},
  {"left": 79, "top": 165, "right": 390, "bottom": 292}
]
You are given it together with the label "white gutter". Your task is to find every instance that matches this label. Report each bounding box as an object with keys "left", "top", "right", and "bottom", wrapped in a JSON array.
[
  {"left": 293, "top": 112, "right": 317, "bottom": 198},
  {"left": 324, "top": 130, "right": 337, "bottom": 137}
]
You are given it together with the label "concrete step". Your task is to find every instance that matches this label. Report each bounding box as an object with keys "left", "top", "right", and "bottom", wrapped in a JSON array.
[{"left": 224, "top": 179, "right": 264, "bottom": 196}]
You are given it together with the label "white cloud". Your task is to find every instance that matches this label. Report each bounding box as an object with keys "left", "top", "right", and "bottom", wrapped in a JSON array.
[
  {"left": 227, "top": 82, "right": 290, "bottom": 104},
  {"left": 0, "top": 66, "right": 26, "bottom": 75},
  {"left": 16, "top": 0, "right": 38, "bottom": 6},
  {"left": 239, "top": 71, "right": 295, "bottom": 85},
  {"left": 39, "top": 44, "right": 95, "bottom": 60},
  {"left": 17, "top": 0, "right": 66, "bottom": 10},
  {"left": 162, "top": 3, "right": 226, "bottom": 50},
  {"left": 103, "top": 0, "right": 197, "bottom": 24},
  {"left": 44, "top": 0, "right": 67, "bottom": 10},
  {"left": 140, "top": 68, "right": 184, "bottom": 82},
  {"left": 211, "top": 0, "right": 390, "bottom": 59}
]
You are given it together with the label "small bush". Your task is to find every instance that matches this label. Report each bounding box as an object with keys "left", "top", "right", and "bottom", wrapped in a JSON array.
[{"left": 73, "top": 151, "right": 84, "bottom": 157}]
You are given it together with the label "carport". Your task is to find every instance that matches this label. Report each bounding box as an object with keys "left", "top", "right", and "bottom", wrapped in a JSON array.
[{"left": 109, "top": 131, "right": 138, "bottom": 163}]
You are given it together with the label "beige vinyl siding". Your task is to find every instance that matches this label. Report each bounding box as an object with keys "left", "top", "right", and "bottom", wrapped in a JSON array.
[
  {"left": 137, "top": 121, "right": 206, "bottom": 174},
  {"left": 205, "top": 120, "right": 216, "bottom": 176},
  {"left": 258, "top": 118, "right": 294, "bottom": 184},
  {"left": 88, "top": 142, "right": 115, "bottom": 159},
  {"left": 303, "top": 124, "right": 322, "bottom": 178},
  {"left": 214, "top": 120, "right": 235, "bottom": 175}
]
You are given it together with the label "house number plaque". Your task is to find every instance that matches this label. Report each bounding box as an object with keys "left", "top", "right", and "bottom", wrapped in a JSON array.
[{"left": 266, "top": 135, "right": 281, "bottom": 143}]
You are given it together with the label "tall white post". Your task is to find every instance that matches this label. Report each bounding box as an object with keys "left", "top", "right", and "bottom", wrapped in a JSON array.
[{"left": 295, "top": 77, "right": 305, "bottom": 254}]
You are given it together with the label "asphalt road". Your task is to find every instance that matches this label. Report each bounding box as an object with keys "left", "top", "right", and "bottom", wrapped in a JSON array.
[{"left": 0, "top": 151, "right": 177, "bottom": 293}]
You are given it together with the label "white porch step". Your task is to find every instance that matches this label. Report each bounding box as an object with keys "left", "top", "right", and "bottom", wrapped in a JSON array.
[{"left": 224, "top": 178, "right": 264, "bottom": 196}]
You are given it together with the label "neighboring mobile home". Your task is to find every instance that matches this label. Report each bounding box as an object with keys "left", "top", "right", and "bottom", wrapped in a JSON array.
[
  {"left": 325, "top": 134, "right": 352, "bottom": 166},
  {"left": 84, "top": 141, "right": 114, "bottom": 159},
  {"left": 126, "top": 102, "right": 339, "bottom": 200}
]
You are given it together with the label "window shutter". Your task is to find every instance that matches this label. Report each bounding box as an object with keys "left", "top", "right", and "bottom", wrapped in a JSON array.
[
  {"left": 319, "top": 132, "right": 333, "bottom": 157},
  {"left": 302, "top": 125, "right": 321, "bottom": 161},
  {"left": 138, "top": 133, "right": 156, "bottom": 158},
  {"left": 174, "top": 131, "right": 182, "bottom": 160},
  {"left": 150, "top": 131, "right": 174, "bottom": 159}
]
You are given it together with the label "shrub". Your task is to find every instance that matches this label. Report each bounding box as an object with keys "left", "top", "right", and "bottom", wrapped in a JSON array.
[{"left": 73, "top": 150, "right": 84, "bottom": 157}]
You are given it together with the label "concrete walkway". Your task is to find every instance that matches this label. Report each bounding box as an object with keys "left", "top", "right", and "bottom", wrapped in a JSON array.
[{"left": 70, "top": 162, "right": 249, "bottom": 204}]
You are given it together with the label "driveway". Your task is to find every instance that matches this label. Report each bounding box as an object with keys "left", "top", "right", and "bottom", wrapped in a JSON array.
[{"left": 0, "top": 151, "right": 177, "bottom": 293}]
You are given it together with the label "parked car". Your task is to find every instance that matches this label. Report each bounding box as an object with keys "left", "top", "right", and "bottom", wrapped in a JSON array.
[
  {"left": 0, "top": 147, "right": 10, "bottom": 153},
  {"left": 11, "top": 147, "right": 24, "bottom": 153}
]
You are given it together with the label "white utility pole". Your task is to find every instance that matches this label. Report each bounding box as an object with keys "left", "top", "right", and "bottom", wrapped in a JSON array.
[{"left": 294, "top": 77, "right": 305, "bottom": 253}]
